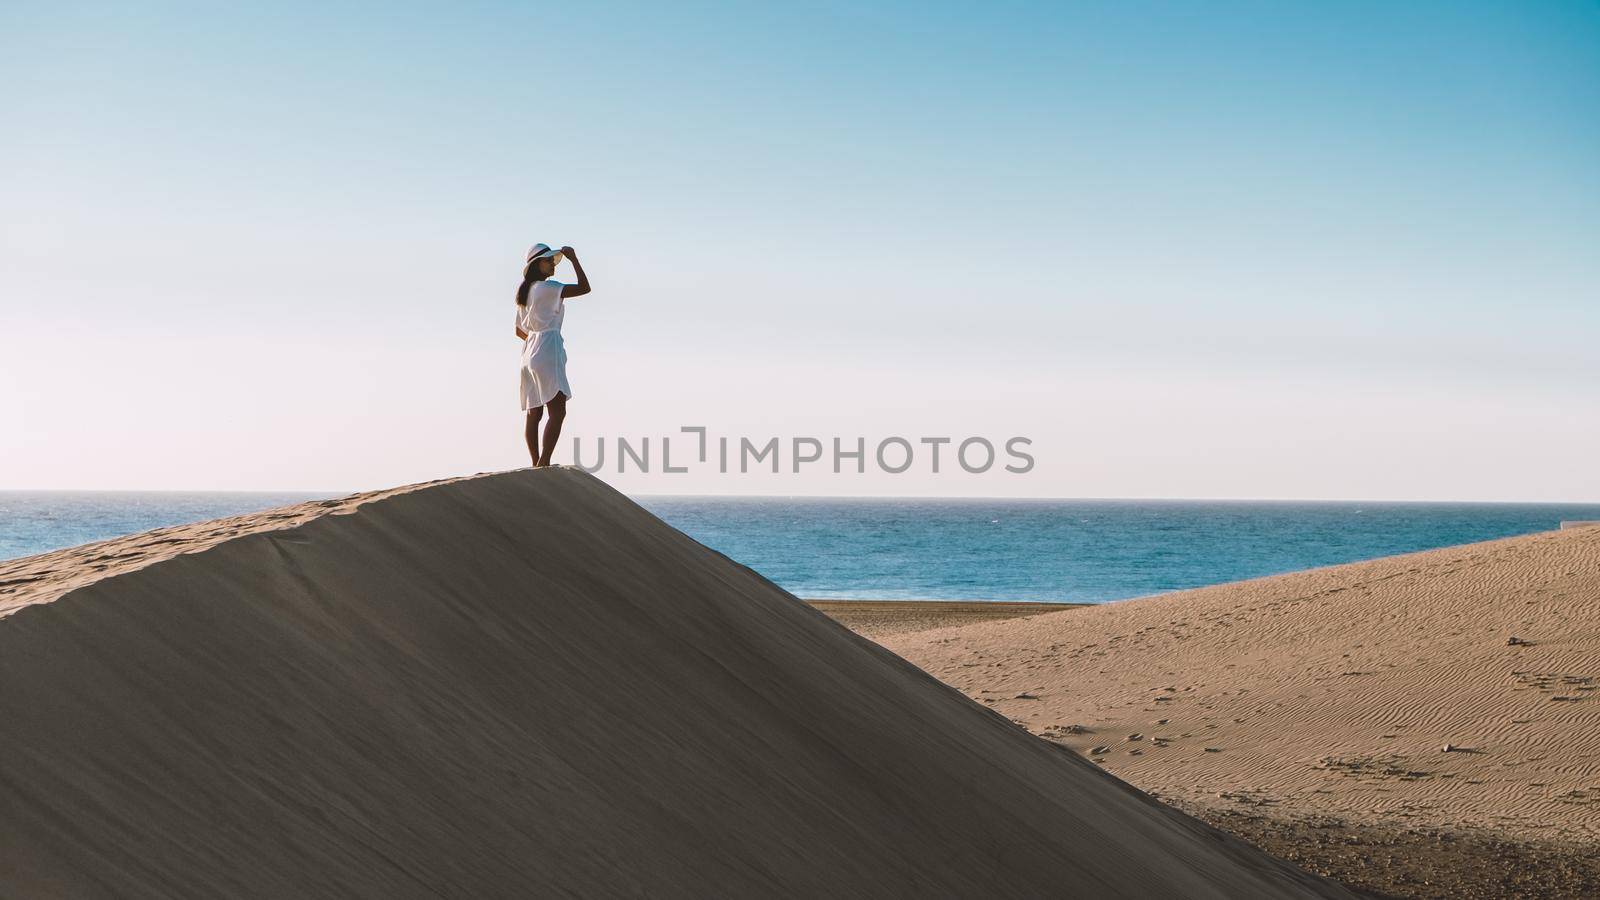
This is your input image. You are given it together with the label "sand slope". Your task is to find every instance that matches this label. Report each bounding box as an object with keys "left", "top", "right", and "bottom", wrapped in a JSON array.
[
  {"left": 0, "top": 469, "right": 1356, "bottom": 899},
  {"left": 884, "top": 526, "right": 1600, "bottom": 845}
]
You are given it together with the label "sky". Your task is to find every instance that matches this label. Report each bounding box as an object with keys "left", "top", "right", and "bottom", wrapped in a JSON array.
[{"left": 2, "top": 0, "right": 1597, "bottom": 499}]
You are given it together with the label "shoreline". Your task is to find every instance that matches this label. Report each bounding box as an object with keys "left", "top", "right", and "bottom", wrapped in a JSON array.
[{"left": 805, "top": 599, "right": 1083, "bottom": 639}]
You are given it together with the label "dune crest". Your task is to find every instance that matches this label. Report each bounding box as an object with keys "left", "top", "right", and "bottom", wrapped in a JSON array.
[{"left": 0, "top": 469, "right": 1355, "bottom": 898}]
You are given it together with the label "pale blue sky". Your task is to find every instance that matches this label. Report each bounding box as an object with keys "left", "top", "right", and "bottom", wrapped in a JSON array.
[{"left": 3, "top": 1, "right": 1597, "bottom": 498}]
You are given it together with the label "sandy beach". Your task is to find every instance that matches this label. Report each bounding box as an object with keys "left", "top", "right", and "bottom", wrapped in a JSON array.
[
  {"left": 0, "top": 469, "right": 1357, "bottom": 899},
  {"left": 859, "top": 526, "right": 1600, "bottom": 899}
]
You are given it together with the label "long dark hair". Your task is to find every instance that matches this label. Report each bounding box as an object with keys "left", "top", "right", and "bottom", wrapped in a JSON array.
[{"left": 515, "top": 259, "right": 539, "bottom": 307}]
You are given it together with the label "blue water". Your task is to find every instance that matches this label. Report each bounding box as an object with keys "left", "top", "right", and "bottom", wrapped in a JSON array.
[
  {"left": 633, "top": 497, "right": 1600, "bottom": 603},
  {"left": 5, "top": 491, "right": 1599, "bottom": 604}
]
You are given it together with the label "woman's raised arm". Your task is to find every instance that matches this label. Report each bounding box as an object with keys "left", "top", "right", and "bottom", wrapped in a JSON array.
[{"left": 560, "top": 246, "right": 591, "bottom": 299}]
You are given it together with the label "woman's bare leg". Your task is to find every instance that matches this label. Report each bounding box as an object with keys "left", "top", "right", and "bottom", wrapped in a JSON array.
[
  {"left": 537, "top": 392, "right": 567, "bottom": 467},
  {"left": 524, "top": 408, "right": 543, "bottom": 467}
]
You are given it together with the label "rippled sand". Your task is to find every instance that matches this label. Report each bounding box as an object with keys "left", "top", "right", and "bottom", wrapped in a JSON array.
[{"left": 876, "top": 526, "right": 1600, "bottom": 898}]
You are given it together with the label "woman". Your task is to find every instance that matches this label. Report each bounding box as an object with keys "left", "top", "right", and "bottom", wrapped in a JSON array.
[{"left": 515, "top": 243, "right": 590, "bottom": 467}]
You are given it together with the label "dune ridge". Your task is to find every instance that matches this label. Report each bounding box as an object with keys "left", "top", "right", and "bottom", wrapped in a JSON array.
[
  {"left": 0, "top": 478, "right": 460, "bottom": 620},
  {"left": 0, "top": 469, "right": 1357, "bottom": 898},
  {"left": 884, "top": 525, "right": 1600, "bottom": 846}
]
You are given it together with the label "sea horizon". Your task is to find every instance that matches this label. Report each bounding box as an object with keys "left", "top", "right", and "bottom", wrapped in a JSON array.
[
  {"left": 7, "top": 487, "right": 1599, "bottom": 605},
  {"left": 9, "top": 486, "right": 1600, "bottom": 504}
]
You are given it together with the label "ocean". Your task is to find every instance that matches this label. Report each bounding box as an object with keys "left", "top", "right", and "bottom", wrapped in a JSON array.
[{"left": 4, "top": 491, "right": 1598, "bottom": 604}]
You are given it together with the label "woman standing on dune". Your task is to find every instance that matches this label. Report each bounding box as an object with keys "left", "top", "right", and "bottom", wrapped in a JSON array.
[{"left": 515, "top": 243, "right": 591, "bottom": 467}]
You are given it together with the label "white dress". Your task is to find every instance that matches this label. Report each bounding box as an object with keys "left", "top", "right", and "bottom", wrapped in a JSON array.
[{"left": 517, "top": 279, "right": 573, "bottom": 410}]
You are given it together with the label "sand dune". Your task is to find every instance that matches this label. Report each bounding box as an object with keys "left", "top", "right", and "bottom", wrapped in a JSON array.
[
  {"left": 0, "top": 469, "right": 1357, "bottom": 898},
  {"left": 883, "top": 526, "right": 1600, "bottom": 847}
]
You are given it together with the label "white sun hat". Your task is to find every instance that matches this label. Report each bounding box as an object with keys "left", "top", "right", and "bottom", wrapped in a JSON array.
[{"left": 526, "top": 243, "right": 564, "bottom": 267}]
